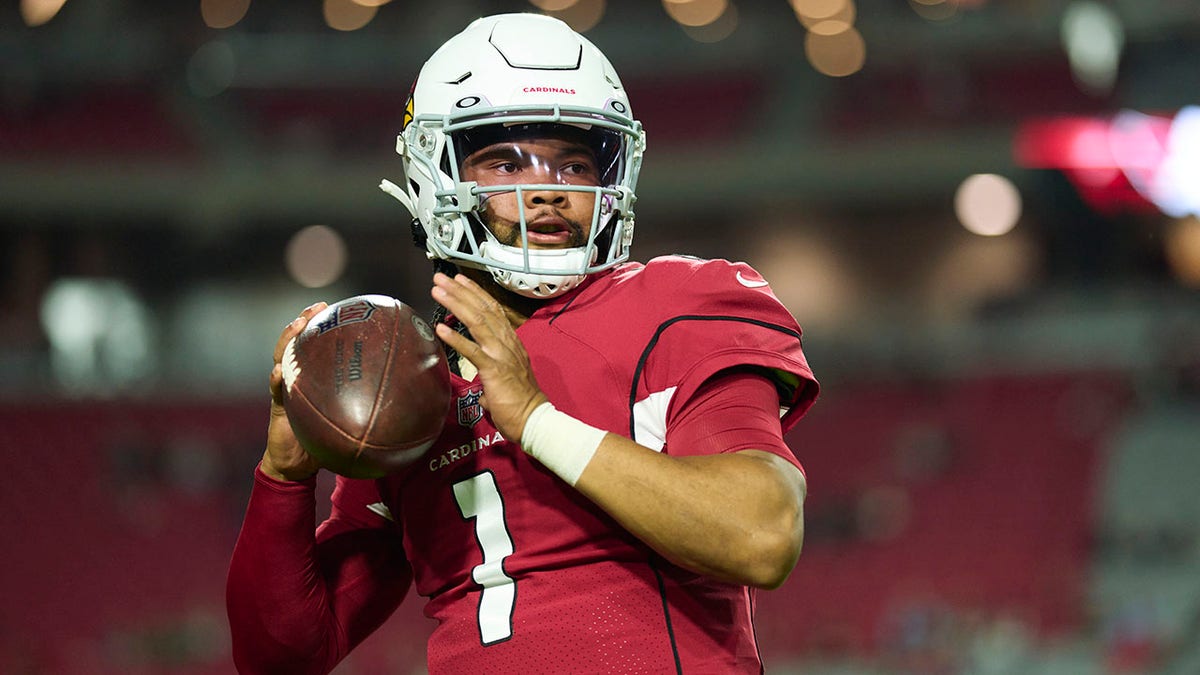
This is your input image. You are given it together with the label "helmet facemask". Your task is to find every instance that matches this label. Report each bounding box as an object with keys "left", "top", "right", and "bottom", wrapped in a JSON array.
[{"left": 454, "top": 120, "right": 632, "bottom": 297}]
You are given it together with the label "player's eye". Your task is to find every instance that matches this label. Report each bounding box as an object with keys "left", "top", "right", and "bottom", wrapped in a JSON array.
[{"left": 561, "top": 160, "right": 600, "bottom": 183}]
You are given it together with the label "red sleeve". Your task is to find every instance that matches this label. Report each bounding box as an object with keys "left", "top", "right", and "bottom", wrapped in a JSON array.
[
  {"left": 226, "top": 465, "right": 411, "bottom": 675},
  {"left": 638, "top": 257, "right": 819, "bottom": 435},
  {"left": 664, "top": 369, "right": 805, "bottom": 476}
]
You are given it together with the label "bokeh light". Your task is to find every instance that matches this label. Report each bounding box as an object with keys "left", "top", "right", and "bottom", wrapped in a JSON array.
[
  {"left": 681, "top": 1, "right": 738, "bottom": 43},
  {"left": 909, "top": 0, "right": 959, "bottom": 22},
  {"left": 323, "top": 0, "right": 377, "bottom": 31},
  {"left": 541, "top": 0, "right": 605, "bottom": 32},
  {"left": 1061, "top": 0, "right": 1124, "bottom": 96},
  {"left": 40, "top": 278, "right": 155, "bottom": 392},
  {"left": 954, "top": 173, "right": 1022, "bottom": 236},
  {"left": 186, "top": 40, "right": 237, "bottom": 98},
  {"left": 795, "top": 2, "right": 855, "bottom": 33},
  {"left": 804, "top": 26, "right": 866, "bottom": 77},
  {"left": 924, "top": 231, "right": 1040, "bottom": 319},
  {"left": 663, "top": 0, "right": 728, "bottom": 28},
  {"left": 200, "top": 0, "right": 250, "bottom": 29},
  {"left": 20, "top": 0, "right": 68, "bottom": 27},
  {"left": 1165, "top": 216, "right": 1200, "bottom": 288},
  {"left": 286, "top": 225, "right": 349, "bottom": 288},
  {"left": 790, "top": 0, "right": 850, "bottom": 21},
  {"left": 1151, "top": 106, "right": 1200, "bottom": 218},
  {"left": 528, "top": 0, "right": 580, "bottom": 10},
  {"left": 751, "top": 224, "right": 863, "bottom": 331},
  {"left": 808, "top": 17, "right": 853, "bottom": 37}
]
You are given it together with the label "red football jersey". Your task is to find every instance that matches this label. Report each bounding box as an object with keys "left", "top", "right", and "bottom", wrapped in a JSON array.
[{"left": 332, "top": 256, "right": 818, "bottom": 673}]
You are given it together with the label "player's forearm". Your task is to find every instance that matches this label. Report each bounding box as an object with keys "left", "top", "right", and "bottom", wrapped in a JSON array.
[
  {"left": 574, "top": 438, "right": 806, "bottom": 589},
  {"left": 226, "top": 467, "right": 342, "bottom": 675}
]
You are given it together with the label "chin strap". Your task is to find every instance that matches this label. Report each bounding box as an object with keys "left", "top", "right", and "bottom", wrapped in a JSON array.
[
  {"left": 480, "top": 239, "right": 594, "bottom": 299},
  {"left": 380, "top": 179, "right": 417, "bottom": 216},
  {"left": 490, "top": 268, "right": 583, "bottom": 298}
]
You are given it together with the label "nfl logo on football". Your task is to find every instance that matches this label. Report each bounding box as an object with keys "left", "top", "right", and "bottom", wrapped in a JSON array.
[
  {"left": 457, "top": 390, "right": 483, "bottom": 428},
  {"left": 314, "top": 299, "right": 377, "bottom": 334}
]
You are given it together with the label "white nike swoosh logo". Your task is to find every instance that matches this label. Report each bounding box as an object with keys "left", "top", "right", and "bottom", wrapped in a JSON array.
[
  {"left": 736, "top": 271, "right": 769, "bottom": 288},
  {"left": 366, "top": 502, "right": 395, "bottom": 522}
]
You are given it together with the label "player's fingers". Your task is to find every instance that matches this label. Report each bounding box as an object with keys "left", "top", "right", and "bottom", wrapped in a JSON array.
[
  {"left": 273, "top": 302, "right": 327, "bottom": 363},
  {"left": 432, "top": 272, "right": 478, "bottom": 309},
  {"left": 452, "top": 272, "right": 488, "bottom": 296},
  {"left": 273, "top": 317, "right": 304, "bottom": 363},
  {"left": 435, "top": 322, "right": 489, "bottom": 364},
  {"left": 434, "top": 272, "right": 500, "bottom": 316},
  {"left": 432, "top": 276, "right": 491, "bottom": 330},
  {"left": 453, "top": 275, "right": 507, "bottom": 327}
]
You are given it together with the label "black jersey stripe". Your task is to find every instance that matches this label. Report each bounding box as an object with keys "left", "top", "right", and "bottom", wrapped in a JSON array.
[
  {"left": 626, "top": 314, "right": 803, "bottom": 440},
  {"left": 649, "top": 557, "right": 685, "bottom": 675}
]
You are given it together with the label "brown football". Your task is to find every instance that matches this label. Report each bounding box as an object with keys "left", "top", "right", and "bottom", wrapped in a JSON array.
[{"left": 281, "top": 295, "right": 450, "bottom": 478}]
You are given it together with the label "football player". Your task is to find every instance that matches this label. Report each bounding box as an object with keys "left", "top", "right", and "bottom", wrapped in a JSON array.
[{"left": 228, "top": 13, "right": 819, "bottom": 674}]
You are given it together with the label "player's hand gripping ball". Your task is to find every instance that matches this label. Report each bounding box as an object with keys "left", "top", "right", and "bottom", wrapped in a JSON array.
[{"left": 281, "top": 295, "right": 451, "bottom": 478}]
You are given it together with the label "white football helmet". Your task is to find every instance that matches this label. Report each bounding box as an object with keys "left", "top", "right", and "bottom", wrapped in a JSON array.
[{"left": 380, "top": 13, "right": 646, "bottom": 298}]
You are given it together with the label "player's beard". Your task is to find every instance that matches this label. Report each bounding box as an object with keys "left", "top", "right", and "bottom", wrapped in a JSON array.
[{"left": 477, "top": 198, "right": 590, "bottom": 249}]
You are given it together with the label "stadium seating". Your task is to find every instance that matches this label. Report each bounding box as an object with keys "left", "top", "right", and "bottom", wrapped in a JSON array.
[{"left": 0, "top": 370, "right": 1131, "bottom": 673}]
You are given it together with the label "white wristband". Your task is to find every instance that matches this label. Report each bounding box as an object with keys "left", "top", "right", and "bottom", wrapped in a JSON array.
[{"left": 520, "top": 402, "right": 606, "bottom": 486}]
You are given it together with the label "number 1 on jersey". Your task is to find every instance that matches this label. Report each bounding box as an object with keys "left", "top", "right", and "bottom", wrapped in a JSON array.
[{"left": 453, "top": 471, "right": 516, "bottom": 645}]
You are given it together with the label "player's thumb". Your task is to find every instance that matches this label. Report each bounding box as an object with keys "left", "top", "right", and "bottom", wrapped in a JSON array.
[{"left": 269, "top": 363, "right": 286, "bottom": 405}]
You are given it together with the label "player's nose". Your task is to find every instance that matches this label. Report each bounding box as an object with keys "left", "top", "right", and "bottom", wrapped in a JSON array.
[{"left": 526, "top": 186, "right": 569, "bottom": 207}]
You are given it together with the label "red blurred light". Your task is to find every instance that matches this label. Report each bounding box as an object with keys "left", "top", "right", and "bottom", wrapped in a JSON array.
[{"left": 1014, "top": 112, "right": 1177, "bottom": 215}]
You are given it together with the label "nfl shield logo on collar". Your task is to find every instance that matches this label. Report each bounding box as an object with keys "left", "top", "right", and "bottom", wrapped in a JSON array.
[{"left": 457, "top": 389, "right": 484, "bottom": 428}]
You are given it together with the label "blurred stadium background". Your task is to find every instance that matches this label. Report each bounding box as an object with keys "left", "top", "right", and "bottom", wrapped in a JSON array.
[{"left": 2, "top": 0, "right": 1199, "bottom": 673}]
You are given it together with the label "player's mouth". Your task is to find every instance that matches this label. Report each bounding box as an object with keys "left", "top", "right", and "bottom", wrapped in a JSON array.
[{"left": 524, "top": 216, "right": 576, "bottom": 246}]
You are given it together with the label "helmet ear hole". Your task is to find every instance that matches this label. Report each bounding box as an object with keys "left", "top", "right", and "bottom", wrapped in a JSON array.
[{"left": 409, "top": 218, "right": 427, "bottom": 248}]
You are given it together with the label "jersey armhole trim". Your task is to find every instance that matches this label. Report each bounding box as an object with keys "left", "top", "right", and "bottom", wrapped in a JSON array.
[{"left": 626, "top": 314, "right": 804, "bottom": 439}]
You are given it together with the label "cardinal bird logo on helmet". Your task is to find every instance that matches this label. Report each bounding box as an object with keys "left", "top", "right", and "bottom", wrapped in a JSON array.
[{"left": 401, "top": 79, "right": 416, "bottom": 131}]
